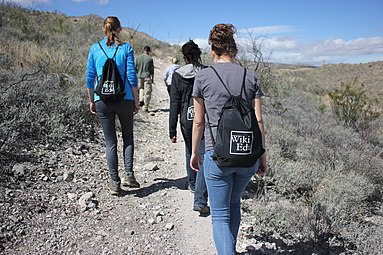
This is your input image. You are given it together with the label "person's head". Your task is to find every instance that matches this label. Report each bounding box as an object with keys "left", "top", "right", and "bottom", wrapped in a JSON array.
[
  {"left": 172, "top": 57, "right": 178, "bottom": 64},
  {"left": 181, "top": 40, "right": 202, "bottom": 65},
  {"left": 103, "top": 16, "right": 123, "bottom": 46},
  {"left": 208, "top": 23, "right": 238, "bottom": 59},
  {"left": 144, "top": 46, "right": 151, "bottom": 54}
]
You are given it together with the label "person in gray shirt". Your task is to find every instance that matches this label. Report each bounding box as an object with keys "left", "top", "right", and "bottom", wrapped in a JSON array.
[{"left": 190, "top": 23, "right": 267, "bottom": 255}]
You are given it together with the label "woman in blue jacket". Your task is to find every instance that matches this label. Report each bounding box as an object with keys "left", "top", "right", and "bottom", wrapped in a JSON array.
[{"left": 86, "top": 16, "right": 140, "bottom": 195}]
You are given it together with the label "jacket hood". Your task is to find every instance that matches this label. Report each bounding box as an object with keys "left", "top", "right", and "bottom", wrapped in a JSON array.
[{"left": 176, "top": 63, "right": 203, "bottom": 79}]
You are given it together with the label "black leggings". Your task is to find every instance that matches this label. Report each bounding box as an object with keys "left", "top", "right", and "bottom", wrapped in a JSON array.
[{"left": 96, "top": 100, "right": 134, "bottom": 181}]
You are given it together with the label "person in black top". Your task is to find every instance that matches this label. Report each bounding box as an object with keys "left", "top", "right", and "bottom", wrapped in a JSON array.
[{"left": 169, "top": 40, "right": 209, "bottom": 215}]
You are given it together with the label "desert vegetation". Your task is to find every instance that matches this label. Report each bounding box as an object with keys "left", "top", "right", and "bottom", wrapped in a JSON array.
[{"left": 0, "top": 3, "right": 382, "bottom": 254}]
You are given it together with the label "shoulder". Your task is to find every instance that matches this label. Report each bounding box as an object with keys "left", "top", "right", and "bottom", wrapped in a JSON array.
[
  {"left": 90, "top": 41, "right": 101, "bottom": 51},
  {"left": 244, "top": 67, "right": 257, "bottom": 82},
  {"left": 196, "top": 65, "right": 212, "bottom": 77},
  {"left": 119, "top": 41, "right": 133, "bottom": 50}
]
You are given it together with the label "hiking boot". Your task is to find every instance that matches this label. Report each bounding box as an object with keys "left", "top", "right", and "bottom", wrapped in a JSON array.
[
  {"left": 122, "top": 173, "right": 140, "bottom": 188},
  {"left": 193, "top": 205, "right": 210, "bottom": 216},
  {"left": 108, "top": 180, "right": 121, "bottom": 196}
]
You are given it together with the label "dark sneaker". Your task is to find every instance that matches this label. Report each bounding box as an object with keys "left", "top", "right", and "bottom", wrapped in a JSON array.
[
  {"left": 188, "top": 184, "right": 195, "bottom": 193},
  {"left": 193, "top": 205, "right": 210, "bottom": 216},
  {"left": 108, "top": 180, "right": 121, "bottom": 196},
  {"left": 122, "top": 173, "right": 140, "bottom": 188}
]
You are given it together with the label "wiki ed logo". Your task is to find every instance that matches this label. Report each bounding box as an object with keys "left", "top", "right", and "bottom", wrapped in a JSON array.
[
  {"left": 229, "top": 131, "right": 253, "bottom": 155},
  {"left": 187, "top": 105, "right": 194, "bottom": 121},
  {"left": 101, "top": 81, "right": 115, "bottom": 95}
]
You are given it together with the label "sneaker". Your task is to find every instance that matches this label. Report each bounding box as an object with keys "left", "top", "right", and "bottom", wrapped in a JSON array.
[
  {"left": 122, "top": 173, "right": 140, "bottom": 188},
  {"left": 188, "top": 184, "right": 195, "bottom": 193},
  {"left": 108, "top": 180, "right": 121, "bottom": 196},
  {"left": 193, "top": 205, "right": 210, "bottom": 216}
]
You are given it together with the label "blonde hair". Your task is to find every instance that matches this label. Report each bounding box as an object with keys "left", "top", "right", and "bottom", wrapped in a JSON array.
[
  {"left": 208, "top": 23, "right": 238, "bottom": 58},
  {"left": 103, "top": 16, "right": 123, "bottom": 46}
]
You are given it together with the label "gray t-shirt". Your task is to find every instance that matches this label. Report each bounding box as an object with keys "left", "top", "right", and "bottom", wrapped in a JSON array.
[{"left": 192, "top": 62, "right": 263, "bottom": 151}]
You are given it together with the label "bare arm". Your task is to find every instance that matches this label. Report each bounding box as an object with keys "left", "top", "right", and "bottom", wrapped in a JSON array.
[
  {"left": 253, "top": 98, "right": 267, "bottom": 175},
  {"left": 190, "top": 97, "right": 205, "bottom": 171},
  {"left": 87, "top": 88, "right": 96, "bottom": 115}
]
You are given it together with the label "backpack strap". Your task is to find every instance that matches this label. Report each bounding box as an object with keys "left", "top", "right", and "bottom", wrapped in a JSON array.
[
  {"left": 209, "top": 66, "right": 247, "bottom": 97},
  {"left": 96, "top": 42, "right": 126, "bottom": 86},
  {"left": 98, "top": 42, "right": 120, "bottom": 59}
]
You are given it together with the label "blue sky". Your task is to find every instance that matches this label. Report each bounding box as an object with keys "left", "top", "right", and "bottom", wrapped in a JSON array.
[{"left": 6, "top": 0, "right": 383, "bottom": 65}]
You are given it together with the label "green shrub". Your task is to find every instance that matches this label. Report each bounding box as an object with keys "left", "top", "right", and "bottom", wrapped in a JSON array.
[{"left": 328, "top": 78, "right": 381, "bottom": 132}]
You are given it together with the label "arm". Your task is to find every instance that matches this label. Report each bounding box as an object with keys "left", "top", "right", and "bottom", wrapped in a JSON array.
[
  {"left": 125, "top": 44, "right": 139, "bottom": 114},
  {"left": 253, "top": 98, "right": 267, "bottom": 175},
  {"left": 169, "top": 73, "right": 181, "bottom": 142},
  {"left": 163, "top": 68, "right": 169, "bottom": 86},
  {"left": 190, "top": 97, "right": 205, "bottom": 171},
  {"left": 132, "top": 86, "right": 139, "bottom": 114},
  {"left": 150, "top": 58, "right": 154, "bottom": 82},
  {"left": 126, "top": 44, "right": 138, "bottom": 89},
  {"left": 85, "top": 46, "right": 96, "bottom": 115},
  {"left": 87, "top": 88, "right": 96, "bottom": 115}
]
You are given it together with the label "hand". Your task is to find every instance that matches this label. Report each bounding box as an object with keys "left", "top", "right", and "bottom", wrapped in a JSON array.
[
  {"left": 89, "top": 102, "right": 96, "bottom": 115},
  {"left": 170, "top": 136, "right": 177, "bottom": 143},
  {"left": 257, "top": 153, "right": 267, "bottom": 177},
  {"left": 133, "top": 101, "right": 139, "bottom": 115},
  {"left": 190, "top": 153, "right": 202, "bottom": 172}
]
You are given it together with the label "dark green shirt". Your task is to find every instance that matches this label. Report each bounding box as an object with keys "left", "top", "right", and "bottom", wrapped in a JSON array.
[{"left": 135, "top": 54, "right": 154, "bottom": 79}]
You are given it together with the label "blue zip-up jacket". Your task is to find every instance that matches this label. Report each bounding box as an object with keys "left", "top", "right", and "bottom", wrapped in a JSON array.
[{"left": 86, "top": 37, "right": 138, "bottom": 102}]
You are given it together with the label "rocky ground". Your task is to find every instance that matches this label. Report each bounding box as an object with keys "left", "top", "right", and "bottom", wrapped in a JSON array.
[{"left": 1, "top": 57, "right": 279, "bottom": 255}]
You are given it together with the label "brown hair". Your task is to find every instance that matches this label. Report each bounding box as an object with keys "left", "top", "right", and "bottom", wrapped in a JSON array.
[
  {"left": 208, "top": 23, "right": 238, "bottom": 58},
  {"left": 103, "top": 16, "right": 123, "bottom": 46}
]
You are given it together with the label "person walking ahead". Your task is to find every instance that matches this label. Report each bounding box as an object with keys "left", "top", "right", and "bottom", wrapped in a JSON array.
[
  {"left": 85, "top": 16, "right": 140, "bottom": 195},
  {"left": 135, "top": 46, "right": 154, "bottom": 112},
  {"left": 169, "top": 40, "right": 209, "bottom": 215},
  {"left": 163, "top": 57, "right": 180, "bottom": 96},
  {"left": 190, "top": 24, "right": 267, "bottom": 254}
]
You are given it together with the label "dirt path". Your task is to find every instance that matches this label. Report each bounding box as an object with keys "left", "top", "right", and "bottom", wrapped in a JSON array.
[{"left": 123, "top": 56, "right": 216, "bottom": 254}]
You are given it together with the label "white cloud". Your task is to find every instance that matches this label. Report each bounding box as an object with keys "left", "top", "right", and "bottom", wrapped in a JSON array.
[
  {"left": 307, "top": 37, "right": 383, "bottom": 56},
  {"left": 238, "top": 35, "right": 383, "bottom": 65}
]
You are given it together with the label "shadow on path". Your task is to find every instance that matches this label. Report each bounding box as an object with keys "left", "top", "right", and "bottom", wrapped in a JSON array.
[{"left": 120, "top": 176, "right": 188, "bottom": 198}]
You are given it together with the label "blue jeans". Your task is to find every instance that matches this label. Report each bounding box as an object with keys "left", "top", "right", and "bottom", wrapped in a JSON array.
[
  {"left": 204, "top": 150, "right": 258, "bottom": 255},
  {"left": 96, "top": 100, "right": 134, "bottom": 182},
  {"left": 185, "top": 141, "right": 208, "bottom": 207}
]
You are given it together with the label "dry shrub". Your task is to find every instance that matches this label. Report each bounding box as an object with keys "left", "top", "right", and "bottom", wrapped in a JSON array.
[
  {"left": 312, "top": 173, "right": 374, "bottom": 235},
  {"left": 0, "top": 70, "right": 96, "bottom": 152},
  {"left": 273, "top": 160, "right": 326, "bottom": 199}
]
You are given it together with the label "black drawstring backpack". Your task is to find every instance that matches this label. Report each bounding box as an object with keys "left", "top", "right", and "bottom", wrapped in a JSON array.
[
  {"left": 95, "top": 42, "right": 126, "bottom": 102},
  {"left": 206, "top": 66, "right": 265, "bottom": 167}
]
